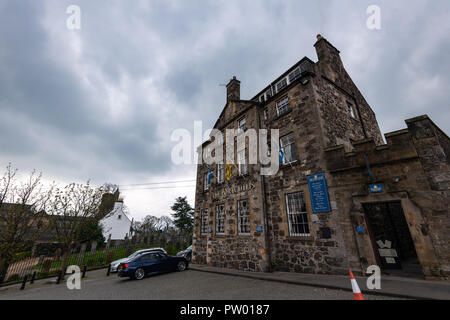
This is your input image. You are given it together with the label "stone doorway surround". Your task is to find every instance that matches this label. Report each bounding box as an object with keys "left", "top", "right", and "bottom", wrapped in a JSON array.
[{"left": 349, "top": 191, "right": 441, "bottom": 280}]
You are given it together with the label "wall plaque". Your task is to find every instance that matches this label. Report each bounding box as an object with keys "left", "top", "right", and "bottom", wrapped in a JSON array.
[{"left": 307, "top": 173, "right": 331, "bottom": 213}]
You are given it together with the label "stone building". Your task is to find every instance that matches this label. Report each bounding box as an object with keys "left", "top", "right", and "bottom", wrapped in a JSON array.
[{"left": 192, "top": 35, "right": 449, "bottom": 279}]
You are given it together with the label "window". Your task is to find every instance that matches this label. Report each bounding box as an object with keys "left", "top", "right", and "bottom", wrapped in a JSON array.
[
  {"left": 285, "top": 192, "right": 310, "bottom": 236},
  {"left": 217, "top": 164, "right": 224, "bottom": 184},
  {"left": 204, "top": 172, "right": 210, "bottom": 190},
  {"left": 216, "top": 204, "right": 225, "bottom": 235},
  {"left": 259, "top": 94, "right": 266, "bottom": 103},
  {"left": 280, "top": 133, "right": 298, "bottom": 164},
  {"left": 276, "top": 96, "right": 290, "bottom": 116},
  {"left": 276, "top": 78, "right": 287, "bottom": 92},
  {"left": 238, "top": 200, "right": 250, "bottom": 235},
  {"left": 201, "top": 210, "right": 208, "bottom": 235},
  {"left": 265, "top": 87, "right": 273, "bottom": 99},
  {"left": 288, "top": 67, "right": 301, "bottom": 83},
  {"left": 238, "top": 117, "right": 246, "bottom": 133},
  {"left": 263, "top": 108, "right": 268, "bottom": 120},
  {"left": 347, "top": 102, "right": 356, "bottom": 119},
  {"left": 238, "top": 148, "right": 248, "bottom": 175}
]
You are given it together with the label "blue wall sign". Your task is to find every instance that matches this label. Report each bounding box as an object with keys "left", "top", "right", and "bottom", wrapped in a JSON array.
[
  {"left": 307, "top": 173, "right": 331, "bottom": 213},
  {"left": 369, "top": 184, "right": 384, "bottom": 193},
  {"left": 256, "top": 225, "right": 263, "bottom": 233}
]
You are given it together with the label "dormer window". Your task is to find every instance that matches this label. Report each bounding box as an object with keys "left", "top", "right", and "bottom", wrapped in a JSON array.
[
  {"left": 276, "top": 78, "right": 287, "bottom": 92},
  {"left": 288, "top": 67, "right": 301, "bottom": 83}
]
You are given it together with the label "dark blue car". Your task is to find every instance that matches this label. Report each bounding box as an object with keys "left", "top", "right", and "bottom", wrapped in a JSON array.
[{"left": 118, "top": 251, "right": 188, "bottom": 280}]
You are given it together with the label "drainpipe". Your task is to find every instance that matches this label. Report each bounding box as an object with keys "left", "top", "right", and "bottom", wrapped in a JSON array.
[{"left": 256, "top": 102, "right": 273, "bottom": 273}]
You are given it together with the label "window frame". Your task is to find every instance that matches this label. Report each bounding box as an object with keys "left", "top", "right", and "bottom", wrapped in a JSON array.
[
  {"left": 347, "top": 102, "right": 356, "bottom": 119},
  {"left": 288, "top": 67, "right": 301, "bottom": 83},
  {"left": 276, "top": 96, "right": 290, "bottom": 116},
  {"left": 217, "top": 164, "right": 224, "bottom": 184},
  {"left": 215, "top": 204, "right": 225, "bottom": 235},
  {"left": 237, "top": 148, "right": 248, "bottom": 176},
  {"left": 276, "top": 78, "right": 287, "bottom": 93},
  {"left": 280, "top": 133, "right": 298, "bottom": 164},
  {"left": 285, "top": 192, "right": 310, "bottom": 237},
  {"left": 201, "top": 210, "right": 209, "bottom": 235},
  {"left": 237, "top": 199, "right": 250, "bottom": 235},
  {"left": 238, "top": 117, "right": 246, "bottom": 133}
]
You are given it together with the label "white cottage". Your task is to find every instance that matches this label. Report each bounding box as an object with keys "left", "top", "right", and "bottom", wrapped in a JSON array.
[{"left": 101, "top": 200, "right": 134, "bottom": 241}]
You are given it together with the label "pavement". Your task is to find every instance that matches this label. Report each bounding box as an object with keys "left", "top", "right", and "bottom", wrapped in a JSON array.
[
  {"left": 0, "top": 267, "right": 401, "bottom": 300},
  {"left": 189, "top": 264, "right": 450, "bottom": 300}
]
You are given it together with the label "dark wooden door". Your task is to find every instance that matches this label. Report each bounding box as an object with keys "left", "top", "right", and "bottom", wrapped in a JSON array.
[{"left": 363, "top": 202, "right": 418, "bottom": 270}]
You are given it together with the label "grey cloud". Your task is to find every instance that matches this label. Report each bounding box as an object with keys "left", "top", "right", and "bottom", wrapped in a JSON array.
[{"left": 0, "top": 0, "right": 449, "bottom": 219}]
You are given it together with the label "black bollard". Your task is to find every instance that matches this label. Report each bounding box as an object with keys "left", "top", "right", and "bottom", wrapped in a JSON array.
[
  {"left": 82, "top": 265, "right": 87, "bottom": 278},
  {"left": 30, "top": 271, "right": 37, "bottom": 284},
  {"left": 20, "top": 275, "right": 28, "bottom": 290},
  {"left": 56, "top": 270, "right": 63, "bottom": 284},
  {"left": 106, "top": 264, "right": 111, "bottom": 276}
]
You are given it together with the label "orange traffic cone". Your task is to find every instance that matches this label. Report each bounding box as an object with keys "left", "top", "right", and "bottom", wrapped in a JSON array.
[{"left": 349, "top": 270, "right": 365, "bottom": 300}]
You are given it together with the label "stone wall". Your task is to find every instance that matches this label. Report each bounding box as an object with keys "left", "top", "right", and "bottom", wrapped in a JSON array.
[{"left": 324, "top": 121, "right": 450, "bottom": 278}]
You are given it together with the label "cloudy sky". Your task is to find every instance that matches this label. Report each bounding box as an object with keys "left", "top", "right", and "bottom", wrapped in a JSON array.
[{"left": 1, "top": 0, "right": 449, "bottom": 221}]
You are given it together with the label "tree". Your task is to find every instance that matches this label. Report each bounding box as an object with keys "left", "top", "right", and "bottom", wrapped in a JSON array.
[
  {"left": 170, "top": 197, "right": 194, "bottom": 236},
  {"left": 78, "top": 219, "right": 105, "bottom": 244},
  {"left": 0, "top": 164, "right": 53, "bottom": 263},
  {"left": 46, "top": 181, "right": 109, "bottom": 277}
]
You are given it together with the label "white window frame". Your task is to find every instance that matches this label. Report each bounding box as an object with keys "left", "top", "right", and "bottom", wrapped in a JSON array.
[
  {"left": 263, "top": 108, "right": 268, "bottom": 120},
  {"left": 215, "top": 204, "right": 225, "bottom": 235},
  {"left": 265, "top": 87, "right": 273, "bottom": 99},
  {"left": 217, "top": 164, "right": 224, "bottom": 184},
  {"left": 238, "top": 148, "right": 248, "bottom": 176},
  {"left": 201, "top": 210, "right": 209, "bottom": 235},
  {"left": 280, "top": 133, "right": 298, "bottom": 164},
  {"left": 276, "top": 78, "right": 287, "bottom": 93},
  {"left": 238, "top": 200, "right": 250, "bottom": 235},
  {"left": 276, "top": 96, "right": 290, "bottom": 116},
  {"left": 347, "top": 102, "right": 356, "bottom": 119},
  {"left": 238, "top": 117, "right": 246, "bottom": 133},
  {"left": 288, "top": 67, "right": 301, "bottom": 83},
  {"left": 285, "top": 192, "right": 310, "bottom": 237}
]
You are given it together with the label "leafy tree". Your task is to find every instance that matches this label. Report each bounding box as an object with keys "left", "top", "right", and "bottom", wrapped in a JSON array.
[
  {"left": 78, "top": 219, "right": 105, "bottom": 244},
  {"left": 170, "top": 197, "right": 194, "bottom": 236}
]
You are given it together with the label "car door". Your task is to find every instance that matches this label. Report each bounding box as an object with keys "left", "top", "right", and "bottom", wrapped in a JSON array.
[
  {"left": 155, "top": 252, "right": 172, "bottom": 272},
  {"left": 139, "top": 253, "right": 159, "bottom": 274}
]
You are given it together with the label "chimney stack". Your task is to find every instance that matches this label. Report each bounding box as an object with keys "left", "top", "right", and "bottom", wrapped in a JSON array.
[
  {"left": 314, "top": 34, "right": 344, "bottom": 80},
  {"left": 226, "top": 76, "right": 240, "bottom": 103},
  {"left": 314, "top": 34, "right": 341, "bottom": 63}
]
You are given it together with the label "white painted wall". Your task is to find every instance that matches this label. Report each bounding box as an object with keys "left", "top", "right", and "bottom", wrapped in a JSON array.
[{"left": 100, "top": 201, "right": 133, "bottom": 241}]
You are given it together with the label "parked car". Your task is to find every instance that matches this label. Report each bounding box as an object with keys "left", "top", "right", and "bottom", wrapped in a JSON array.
[
  {"left": 109, "top": 248, "right": 167, "bottom": 273},
  {"left": 118, "top": 251, "right": 188, "bottom": 280},
  {"left": 176, "top": 245, "right": 192, "bottom": 262}
]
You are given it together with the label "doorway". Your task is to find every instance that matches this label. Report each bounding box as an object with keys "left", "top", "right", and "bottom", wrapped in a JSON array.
[{"left": 362, "top": 201, "right": 423, "bottom": 278}]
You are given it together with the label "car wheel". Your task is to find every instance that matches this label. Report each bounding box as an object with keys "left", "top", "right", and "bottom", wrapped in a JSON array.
[
  {"left": 177, "top": 261, "right": 187, "bottom": 271},
  {"left": 134, "top": 268, "right": 145, "bottom": 280}
]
